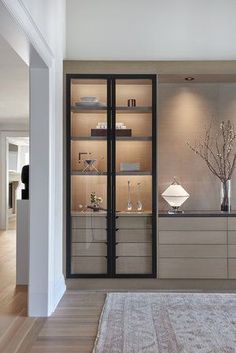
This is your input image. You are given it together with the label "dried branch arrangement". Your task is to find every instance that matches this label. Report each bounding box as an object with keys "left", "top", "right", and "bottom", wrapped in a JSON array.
[{"left": 187, "top": 120, "right": 236, "bottom": 182}]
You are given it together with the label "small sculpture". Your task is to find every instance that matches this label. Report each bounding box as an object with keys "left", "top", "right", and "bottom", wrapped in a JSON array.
[
  {"left": 127, "top": 180, "right": 132, "bottom": 211},
  {"left": 136, "top": 182, "right": 143, "bottom": 212},
  {"left": 78, "top": 152, "right": 104, "bottom": 174},
  {"left": 21, "top": 165, "right": 29, "bottom": 200},
  {"left": 87, "top": 192, "right": 104, "bottom": 212}
]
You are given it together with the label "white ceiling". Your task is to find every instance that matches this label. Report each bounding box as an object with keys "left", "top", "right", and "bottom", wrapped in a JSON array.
[{"left": 0, "top": 34, "right": 29, "bottom": 124}]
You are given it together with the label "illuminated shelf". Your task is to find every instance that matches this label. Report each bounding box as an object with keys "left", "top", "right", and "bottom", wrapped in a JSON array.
[
  {"left": 116, "top": 107, "right": 152, "bottom": 113},
  {"left": 71, "top": 136, "right": 152, "bottom": 141},
  {"left": 71, "top": 106, "right": 107, "bottom": 113},
  {"left": 71, "top": 171, "right": 151, "bottom": 176}
]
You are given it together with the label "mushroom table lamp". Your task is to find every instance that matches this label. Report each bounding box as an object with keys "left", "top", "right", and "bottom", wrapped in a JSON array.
[{"left": 162, "top": 179, "right": 189, "bottom": 214}]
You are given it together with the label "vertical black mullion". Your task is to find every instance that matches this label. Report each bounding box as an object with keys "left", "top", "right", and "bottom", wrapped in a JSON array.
[
  {"left": 107, "top": 77, "right": 113, "bottom": 276},
  {"left": 111, "top": 77, "right": 116, "bottom": 276},
  {"left": 66, "top": 75, "right": 72, "bottom": 277},
  {"left": 152, "top": 75, "right": 157, "bottom": 277}
]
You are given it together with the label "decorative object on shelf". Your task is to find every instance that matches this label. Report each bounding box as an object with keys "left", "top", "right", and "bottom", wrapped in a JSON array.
[
  {"left": 120, "top": 162, "right": 140, "bottom": 172},
  {"left": 91, "top": 122, "right": 132, "bottom": 137},
  {"left": 136, "top": 182, "right": 143, "bottom": 212},
  {"left": 21, "top": 165, "right": 29, "bottom": 200},
  {"left": 127, "top": 180, "right": 133, "bottom": 211},
  {"left": 162, "top": 178, "right": 189, "bottom": 214},
  {"left": 127, "top": 98, "right": 136, "bottom": 107},
  {"left": 96, "top": 122, "right": 107, "bottom": 129},
  {"left": 91, "top": 128, "right": 132, "bottom": 137},
  {"left": 221, "top": 179, "right": 231, "bottom": 212},
  {"left": 78, "top": 152, "right": 104, "bottom": 174},
  {"left": 187, "top": 120, "right": 236, "bottom": 212},
  {"left": 75, "top": 96, "right": 106, "bottom": 107},
  {"left": 89, "top": 192, "right": 103, "bottom": 212}
]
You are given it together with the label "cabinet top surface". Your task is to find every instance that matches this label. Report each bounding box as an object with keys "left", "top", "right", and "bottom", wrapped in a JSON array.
[
  {"left": 71, "top": 211, "right": 152, "bottom": 217},
  {"left": 159, "top": 210, "right": 236, "bottom": 217}
]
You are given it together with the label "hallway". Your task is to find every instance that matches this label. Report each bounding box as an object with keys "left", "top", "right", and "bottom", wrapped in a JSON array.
[{"left": 0, "top": 224, "right": 104, "bottom": 353}]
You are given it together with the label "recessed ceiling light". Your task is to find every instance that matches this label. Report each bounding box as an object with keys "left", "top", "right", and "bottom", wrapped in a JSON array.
[{"left": 185, "top": 77, "right": 195, "bottom": 81}]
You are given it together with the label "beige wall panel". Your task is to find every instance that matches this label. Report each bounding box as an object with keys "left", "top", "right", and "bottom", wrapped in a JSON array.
[
  {"left": 72, "top": 243, "right": 107, "bottom": 257},
  {"left": 64, "top": 61, "right": 236, "bottom": 76},
  {"left": 71, "top": 215, "right": 107, "bottom": 229},
  {"left": 159, "top": 218, "right": 227, "bottom": 231},
  {"left": 159, "top": 258, "right": 227, "bottom": 279},
  {"left": 158, "top": 83, "right": 236, "bottom": 211},
  {"left": 116, "top": 243, "right": 152, "bottom": 257},
  {"left": 159, "top": 231, "right": 227, "bottom": 244},
  {"left": 228, "top": 259, "right": 236, "bottom": 279},
  {"left": 116, "top": 257, "right": 152, "bottom": 274},
  {"left": 228, "top": 245, "right": 236, "bottom": 258},
  {"left": 159, "top": 244, "right": 227, "bottom": 258},
  {"left": 71, "top": 257, "right": 107, "bottom": 274}
]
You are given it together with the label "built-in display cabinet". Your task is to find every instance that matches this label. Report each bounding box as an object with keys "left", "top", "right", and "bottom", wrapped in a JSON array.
[{"left": 66, "top": 74, "right": 157, "bottom": 278}]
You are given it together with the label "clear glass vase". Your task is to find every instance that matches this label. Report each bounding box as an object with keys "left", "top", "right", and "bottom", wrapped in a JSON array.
[{"left": 221, "top": 179, "right": 231, "bottom": 212}]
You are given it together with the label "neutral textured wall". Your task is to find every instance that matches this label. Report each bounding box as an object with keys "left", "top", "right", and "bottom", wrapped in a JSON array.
[
  {"left": 158, "top": 83, "right": 236, "bottom": 211},
  {"left": 66, "top": 0, "right": 236, "bottom": 60}
]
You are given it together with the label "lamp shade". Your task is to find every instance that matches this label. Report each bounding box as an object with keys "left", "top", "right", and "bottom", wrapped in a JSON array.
[{"left": 162, "top": 180, "right": 189, "bottom": 208}]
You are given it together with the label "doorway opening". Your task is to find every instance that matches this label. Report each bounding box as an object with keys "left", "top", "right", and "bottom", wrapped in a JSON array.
[{"left": 7, "top": 137, "right": 29, "bottom": 229}]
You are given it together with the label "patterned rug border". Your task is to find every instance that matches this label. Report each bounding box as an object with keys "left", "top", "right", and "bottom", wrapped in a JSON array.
[
  {"left": 92, "top": 292, "right": 236, "bottom": 353},
  {"left": 92, "top": 293, "right": 110, "bottom": 353}
]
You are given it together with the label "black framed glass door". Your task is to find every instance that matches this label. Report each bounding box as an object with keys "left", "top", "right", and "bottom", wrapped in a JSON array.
[
  {"left": 113, "top": 76, "right": 156, "bottom": 277},
  {"left": 67, "top": 76, "right": 110, "bottom": 277},
  {"left": 66, "top": 74, "right": 156, "bottom": 278}
]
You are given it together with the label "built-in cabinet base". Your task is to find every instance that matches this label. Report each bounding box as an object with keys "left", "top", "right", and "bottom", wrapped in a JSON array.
[{"left": 159, "top": 216, "right": 236, "bottom": 280}]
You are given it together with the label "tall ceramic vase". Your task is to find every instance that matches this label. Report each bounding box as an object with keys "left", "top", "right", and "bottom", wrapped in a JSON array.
[{"left": 221, "top": 179, "right": 231, "bottom": 212}]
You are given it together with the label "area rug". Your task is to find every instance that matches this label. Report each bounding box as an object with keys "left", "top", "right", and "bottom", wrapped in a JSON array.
[{"left": 93, "top": 293, "right": 236, "bottom": 353}]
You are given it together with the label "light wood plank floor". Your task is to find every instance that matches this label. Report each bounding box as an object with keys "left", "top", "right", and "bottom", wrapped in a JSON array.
[{"left": 0, "top": 224, "right": 105, "bottom": 353}]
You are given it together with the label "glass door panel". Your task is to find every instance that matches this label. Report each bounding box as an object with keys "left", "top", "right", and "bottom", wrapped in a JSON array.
[
  {"left": 114, "top": 78, "right": 154, "bottom": 276},
  {"left": 69, "top": 78, "right": 109, "bottom": 276}
]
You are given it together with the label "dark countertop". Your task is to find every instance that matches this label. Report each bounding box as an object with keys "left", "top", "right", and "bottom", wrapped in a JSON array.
[{"left": 158, "top": 210, "right": 236, "bottom": 217}]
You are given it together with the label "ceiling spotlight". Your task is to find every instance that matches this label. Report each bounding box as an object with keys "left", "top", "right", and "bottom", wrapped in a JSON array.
[{"left": 185, "top": 77, "right": 195, "bottom": 81}]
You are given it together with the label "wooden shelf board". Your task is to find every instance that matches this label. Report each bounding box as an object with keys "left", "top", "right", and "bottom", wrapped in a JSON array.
[
  {"left": 71, "top": 171, "right": 107, "bottom": 176},
  {"left": 116, "top": 107, "right": 152, "bottom": 113},
  {"left": 71, "top": 106, "right": 152, "bottom": 114},
  {"left": 116, "top": 136, "right": 152, "bottom": 141},
  {"left": 71, "top": 136, "right": 107, "bottom": 141},
  {"left": 71, "top": 106, "right": 107, "bottom": 113},
  {"left": 116, "top": 171, "right": 151, "bottom": 176},
  {"left": 71, "top": 136, "right": 152, "bottom": 141},
  {"left": 71, "top": 211, "right": 152, "bottom": 216},
  {"left": 71, "top": 171, "right": 151, "bottom": 176}
]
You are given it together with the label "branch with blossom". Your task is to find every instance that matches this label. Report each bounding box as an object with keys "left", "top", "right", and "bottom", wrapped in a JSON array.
[{"left": 187, "top": 120, "right": 236, "bottom": 182}]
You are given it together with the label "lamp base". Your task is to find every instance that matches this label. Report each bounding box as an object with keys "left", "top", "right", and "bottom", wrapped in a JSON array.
[{"left": 168, "top": 207, "right": 184, "bottom": 214}]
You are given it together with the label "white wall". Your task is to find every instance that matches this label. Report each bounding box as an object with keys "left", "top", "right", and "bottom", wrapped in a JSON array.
[
  {"left": 66, "top": 0, "right": 236, "bottom": 60},
  {"left": 0, "top": 0, "right": 66, "bottom": 316}
]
